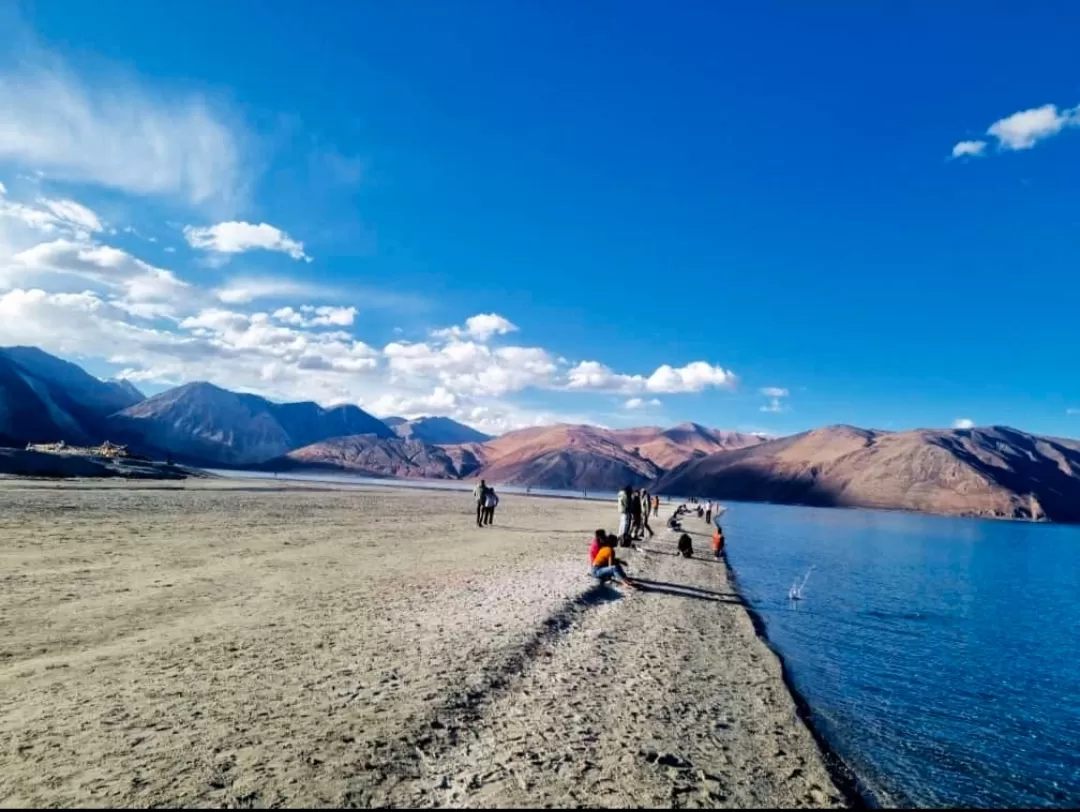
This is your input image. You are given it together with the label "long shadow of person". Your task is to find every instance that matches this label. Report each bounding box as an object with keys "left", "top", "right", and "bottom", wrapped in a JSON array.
[{"left": 632, "top": 578, "right": 745, "bottom": 604}]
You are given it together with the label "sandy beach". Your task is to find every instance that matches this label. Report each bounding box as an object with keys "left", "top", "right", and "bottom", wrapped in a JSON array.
[{"left": 0, "top": 479, "right": 845, "bottom": 808}]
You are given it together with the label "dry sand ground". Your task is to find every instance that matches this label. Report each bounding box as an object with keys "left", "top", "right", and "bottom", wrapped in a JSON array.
[{"left": 0, "top": 479, "right": 845, "bottom": 808}]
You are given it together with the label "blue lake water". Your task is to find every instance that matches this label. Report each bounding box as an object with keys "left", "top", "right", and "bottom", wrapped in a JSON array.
[{"left": 720, "top": 502, "right": 1080, "bottom": 808}]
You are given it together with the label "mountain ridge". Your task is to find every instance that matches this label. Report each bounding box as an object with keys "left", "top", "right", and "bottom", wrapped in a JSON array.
[{"left": 3, "top": 346, "right": 1080, "bottom": 523}]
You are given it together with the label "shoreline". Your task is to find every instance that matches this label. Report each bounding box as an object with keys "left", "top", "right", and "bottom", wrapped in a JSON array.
[
  {"left": 2, "top": 478, "right": 848, "bottom": 807},
  {"left": 721, "top": 554, "right": 876, "bottom": 809}
]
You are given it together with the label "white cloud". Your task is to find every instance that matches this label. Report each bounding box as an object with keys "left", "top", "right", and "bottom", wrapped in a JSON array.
[
  {"left": 759, "top": 386, "right": 790, "bottom": 413},
  {"left": 368, "top": 387, "right": 460, "bottom": 419},
  {"left": 214, "top": 277, "right": 324, "bottom": 305},
  {"left": 953, "top": 418, "right": 975, "bottom": 430},
  {"left": 272, "top": 305, "right": 357, "bottom": 328},
  {"left": 623, "top": 397, "right": 661, "bottom": 410},
  {"left": 0, "top": 51, "right": 243, "bottom": 208},
  {"left": 988, "top": 104, "right": 1077, "bottom": 150},
  {"left": 38, "top": 198, "right": 102, "bottom": 233},
  {"left": 0, "top": 186, "right": 104, "bottom": 235},
  {"left": 384, "top": 339, "right": 558, "bottom": 397},
  {"left": 433, "top": 313, "right": 518, "bottom": 342},
  {"left": 8, "top": 237, "right": 189, "bottom": 306},
  {"left": 565, "top": 360, "right": 735, "bottom": 394},
  {"left": 951, "top": 140, "right": 987, "bottom": 159},
  {"left": 184, "top": 221, "right": 310, "bottom": 261},
  {"left": 954, "top": 103, "right": 1080, "bottom": 158}
]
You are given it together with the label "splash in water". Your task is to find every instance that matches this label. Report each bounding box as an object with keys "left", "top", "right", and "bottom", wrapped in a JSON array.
[{"left": 789, "top": 566, "right": 815, "bottom": 601}]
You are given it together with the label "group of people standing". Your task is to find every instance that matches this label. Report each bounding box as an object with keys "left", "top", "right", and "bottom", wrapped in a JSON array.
[
  {"left": 616, "top": 485, "right": 659, "bottom": 546},
  {"left": 472, "top": 479, "right": 500, "bottom": 527}
]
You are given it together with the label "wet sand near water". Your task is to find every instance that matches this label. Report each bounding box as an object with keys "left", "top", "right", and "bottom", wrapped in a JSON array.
[{"left": 0, "top": 479, "right": 845, "bottom": 808}]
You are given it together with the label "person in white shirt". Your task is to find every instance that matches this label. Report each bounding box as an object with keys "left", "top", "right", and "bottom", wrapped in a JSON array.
[{"left": 483, "top": 488, "right": 499, "bottom": 526}]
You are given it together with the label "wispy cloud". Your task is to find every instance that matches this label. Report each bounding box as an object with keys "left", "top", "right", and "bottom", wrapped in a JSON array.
[
  {"left": 760, "top": 386, "right": 789, "bottom": 413},
  {"left": 623, "top": 397, "right": 662, "bottom": 410},
  {"left": 1067, "top": 408, "right": 1079, "bottom": 416},
  {"left": 0, "top": 45, "right": 245, "bottom": 210}
]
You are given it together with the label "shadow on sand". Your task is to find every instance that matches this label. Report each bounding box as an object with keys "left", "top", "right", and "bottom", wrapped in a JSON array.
[{"left": 632, "top": 578, "right": 744, "bottom": 605}]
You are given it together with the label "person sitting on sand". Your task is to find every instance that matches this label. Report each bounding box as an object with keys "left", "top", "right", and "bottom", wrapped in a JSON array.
[
  {"left": 589, "top": 529, "right": 607, "bottom": 562},
  {"left": 712, "top": 524, "right": 725, "bottom": 559},
  {"left": 667, "top": 513, "right": 682, "bottom": 532},
  {"left": 677, "top": 533, "right": 694, "bottom": 558},
  {"left": 591, "top": 537, "right": 637, "bottom": 588}
]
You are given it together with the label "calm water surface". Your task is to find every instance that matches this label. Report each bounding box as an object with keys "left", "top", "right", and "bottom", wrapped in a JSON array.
[{"left": 721, "top": 502, "right": 1080, "bottom": 808}]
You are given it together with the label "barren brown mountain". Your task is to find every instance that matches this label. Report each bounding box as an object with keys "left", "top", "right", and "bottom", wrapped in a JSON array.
[
  {"left": 461, "top": 424, "right": 661, "bottom": 490},
  {"left": 266, "top": 435, "right": 462, "bottom": 479},
  {"left": 609, "top": 422, "right": 765, "bottom": 469},
  {"left": 656, "top": 424, "right": 1080, "bottom": 523},
  {"left": 432, "top": 422, "right": 762, "bottom": 490}
]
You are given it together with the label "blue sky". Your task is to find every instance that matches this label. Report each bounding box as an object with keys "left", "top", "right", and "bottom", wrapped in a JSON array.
[{"left": 1, "top": 1, "right": 1078, "bottom": 437}]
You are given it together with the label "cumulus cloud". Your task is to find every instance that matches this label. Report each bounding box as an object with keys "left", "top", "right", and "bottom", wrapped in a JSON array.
[
  {"left": 951, "top": 140, "right": 987, "bottom": 159},
  {"left": 272, "top": 305, "right": 357, "bottom": 328},
  {"left": 624, "top": 397, "right": 661, "bottom": 410},
  {"left": 953, "top": 418, "right": 975, "bottom": 430},
  {"left": 184, "top": 221, "right": 310, "bottom": 261},
  {"left": 953, "top": 102, "right": 1080, "bottom": 158},
  {"left": 433, "top": 313, "right": 518, "bottom": 342},
  {"left": 384, "top": 339, "right": 558, "bottom": 397},
  {"left": 0, "top": 49, "right": 243, "bottom": 208},
  {"left": 565, "top": 360, "right": 735, "bottom": 394}
]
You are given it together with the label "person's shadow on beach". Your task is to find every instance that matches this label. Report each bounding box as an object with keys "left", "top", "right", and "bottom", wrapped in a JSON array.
[{"left": 632, "top": 579, "right": 744, "bottom": 605}]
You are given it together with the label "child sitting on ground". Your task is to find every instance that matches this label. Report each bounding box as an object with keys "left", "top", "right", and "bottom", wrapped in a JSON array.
[{"left": 677, "top": 533, "right": 694, "bottom": 558}]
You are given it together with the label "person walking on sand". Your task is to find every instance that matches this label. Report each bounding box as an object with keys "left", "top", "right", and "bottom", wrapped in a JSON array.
[
  {"left": 482, "top": 487, "right": 499, "bottom": 526},
  {"left": 712, "top": 523, "right": 726, "bottom": 559},
  {"left": 652, "top": 494, "right": 660, "bottom": 517},
  {"left": 638, "top": 488, "right": 655, "bottom": 539},
  {"left": 617, "top": 485, "right": 631, "bottom": 546},
  {"left": 473, "top": 480, "right": 488, "bottom": 527},
  {"left": 705, "top": 502, "right": 712, "bottom": 525},
  {"left": 629, "top": 487, "right": 643, "bottom": 541}
]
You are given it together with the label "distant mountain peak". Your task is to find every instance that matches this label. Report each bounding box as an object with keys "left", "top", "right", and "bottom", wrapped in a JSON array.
[{"left": 390, "top": 415, "right": 492, "bottom": 445}]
